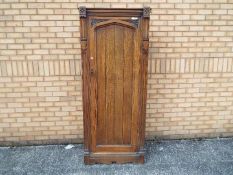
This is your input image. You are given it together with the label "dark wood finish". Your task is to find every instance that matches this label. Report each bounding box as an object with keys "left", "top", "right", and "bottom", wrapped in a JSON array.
[{"left": 79, "top": 8, "right": 150, "bottom": 164}]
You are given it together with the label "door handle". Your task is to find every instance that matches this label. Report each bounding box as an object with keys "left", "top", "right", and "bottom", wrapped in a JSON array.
[{"left": 90, "top": 57, "right": 95, "bottom": 75}]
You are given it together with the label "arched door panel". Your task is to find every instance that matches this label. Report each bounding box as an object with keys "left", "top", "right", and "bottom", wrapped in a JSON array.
[{"left": 95, "top": 24, "right": 135, "bottom": 146}]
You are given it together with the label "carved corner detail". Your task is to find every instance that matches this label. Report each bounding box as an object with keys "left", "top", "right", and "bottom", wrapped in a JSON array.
[
  {"left": 143, "top": 7, "right": 151, "bottom": 18},
  {"left": 79, "top": 6, "right": 86, "bottom": 18},
  {"left": 142, "top": 39, "right": 149, "bottom": 54},
  {"left": 81, "top": 38, "right": 87, "bottom": 53}
]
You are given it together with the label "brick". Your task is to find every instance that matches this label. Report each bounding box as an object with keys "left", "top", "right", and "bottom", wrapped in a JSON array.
[
  {"left": 45, "top": 3, "right": 60, "bottom": 9},
  {"left": 21, "top": 9, "right": 36, "bottom": 15},
  {"left": 38, "top": 9, "right": 54, "bottom": 15},
  {"left": 0, "top": 1, "right": 233, "bottom": 145}
]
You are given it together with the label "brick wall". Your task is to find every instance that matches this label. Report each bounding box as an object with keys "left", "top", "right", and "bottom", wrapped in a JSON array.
[{"left": 0, "top": 0, "right": 233, "bottom": 145}]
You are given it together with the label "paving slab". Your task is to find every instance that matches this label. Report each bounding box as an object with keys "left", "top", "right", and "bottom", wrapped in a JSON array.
[{"left": 0, "top": 138, "right": 233, "bottom": 175}]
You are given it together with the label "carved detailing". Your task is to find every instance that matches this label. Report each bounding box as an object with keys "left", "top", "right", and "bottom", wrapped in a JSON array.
[
  {"left": 143, "top": 7, "right": 151, "bottom": 18},
  {"left": 91, "top": 19, "right": 108, "bottom": 26},
  {"left": 81, "top": 38, "right": 87, "bottom": 52},
  {"left": 91, "top": 18, "right": 139, "bottom": 28},
  {"left": 79, "top": 7, "right": 150, "bottom": 18},
  {"left": 124, "top": 19, "right": 139, "bottom": 27},
  {"left": 79, "top": 6, "right": 86, "bottom": 18},
  {"left": 142, "top": 39, "right": 149, "bottom": 54}
]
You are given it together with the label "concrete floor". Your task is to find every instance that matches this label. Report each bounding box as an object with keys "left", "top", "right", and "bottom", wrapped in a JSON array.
[{"left": 0, "top": 138, "right": 233, "bottom": 175}]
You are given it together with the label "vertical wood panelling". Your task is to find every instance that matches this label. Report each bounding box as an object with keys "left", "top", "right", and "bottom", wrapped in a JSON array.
[
  {"left": 96, "top": 28, "right": 106, "bottom": 145},
  {"left": 131, "top": 29, "right": 141, "bottom": 146},
  {"left": 105, "top": 25, "right": 115, "bottom": 145},
  {"left": 122, "top": 28, "right": 134, "bottom": 144},
  {"left": 95, "top": 25, "right": 136, "bottom": 146},
  {"left": 113, "top": 25, "right": 124, "bottom": 144}
]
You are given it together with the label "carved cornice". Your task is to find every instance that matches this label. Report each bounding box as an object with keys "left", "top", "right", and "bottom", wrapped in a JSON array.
[
  {"left": 79, "top": 6, "right": 86, "bottom": 18},
  {"left": 143, "top": 7, "right": 151, "bottom": 18}
]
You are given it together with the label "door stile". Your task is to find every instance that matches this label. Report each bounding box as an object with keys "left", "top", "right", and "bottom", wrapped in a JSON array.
[
  {"left": 89, "top": 22, "right": 98, "bottom": 152},
  {"left": 79, "top": 7, "right": 91, "bottom": 155},
  {"left": 130, "top": 26, "right": 141, "bottom": 149},
  {"left": 139, "top": 10, "right": 150, "bottom": 148}
]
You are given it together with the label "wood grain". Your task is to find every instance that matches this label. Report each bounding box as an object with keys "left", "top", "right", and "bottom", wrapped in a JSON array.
[
  {"left": 105, "top": 25, "right": 115, "bottom": 145},
  {"left": 80, "top": 8, "right": 150, "bottom": 164},
  {"left": 122, "top": 27, "right": 134, "bottom": 144},
  {"left": 113, "top": 25, "right": 124, "bottom": 144},
  {"left": 96, "top": 28, "right": 106, "bottom": 145}
]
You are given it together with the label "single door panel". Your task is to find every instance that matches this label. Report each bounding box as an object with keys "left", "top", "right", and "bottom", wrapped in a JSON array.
[
  {"left": 90, "top": 21, "right": 141, "bottom": 153},
  {"left": 95, "top": 24, "right": 136, "bottom": 147}
]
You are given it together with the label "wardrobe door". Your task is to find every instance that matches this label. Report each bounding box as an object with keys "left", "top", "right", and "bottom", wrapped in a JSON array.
[{"left": 80, "top": 8, "right": 150, "bottom": 164}]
